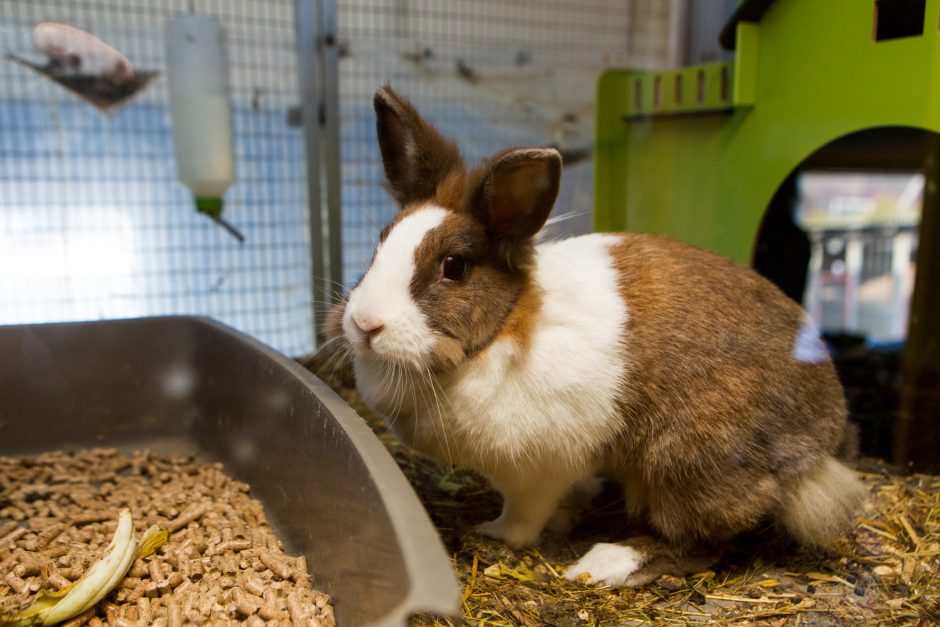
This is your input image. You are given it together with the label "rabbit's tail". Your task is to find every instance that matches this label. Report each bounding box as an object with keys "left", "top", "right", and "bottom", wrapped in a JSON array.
[{"left": 777, "top": 456, "right": 866, "bottom": 546}]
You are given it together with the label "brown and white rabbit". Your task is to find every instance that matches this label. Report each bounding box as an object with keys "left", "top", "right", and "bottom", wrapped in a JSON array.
[{"left": 326, "top": 85, "right": 866, "bottom": 587}]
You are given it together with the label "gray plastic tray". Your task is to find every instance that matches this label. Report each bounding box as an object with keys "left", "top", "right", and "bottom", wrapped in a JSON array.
[{"left": 0, "top": 316, "right": 460, "bottom": 626}]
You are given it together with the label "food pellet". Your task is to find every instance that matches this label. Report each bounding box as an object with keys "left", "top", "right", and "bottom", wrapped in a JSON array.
[{"left": 0, "top": 448, "right": 336, "bottom": 625}]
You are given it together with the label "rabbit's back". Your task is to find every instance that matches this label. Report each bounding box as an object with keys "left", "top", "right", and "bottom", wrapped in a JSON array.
[{"left": 604, "top": 233, "right": 851, "bottom": 543}]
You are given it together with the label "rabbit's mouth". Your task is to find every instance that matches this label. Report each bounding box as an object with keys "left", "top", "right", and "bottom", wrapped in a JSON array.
[{"left": 348, "top": 322, "right": 436, "bottom": 371}]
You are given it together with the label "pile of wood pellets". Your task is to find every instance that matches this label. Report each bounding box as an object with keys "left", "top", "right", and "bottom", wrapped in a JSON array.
[{"left": 0, "top": 448, "right": 335, "bottom": 626}]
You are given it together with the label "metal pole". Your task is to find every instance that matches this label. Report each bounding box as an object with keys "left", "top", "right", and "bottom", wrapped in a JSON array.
[
  {"left": 667, "top": 0, "right": 690, "bottom": 68},
  {"left": 294, "top": 0, "right": 326, "bottom": 347},
  {"left": 319, "top": 0, "right": 344, "bottom": 301}
]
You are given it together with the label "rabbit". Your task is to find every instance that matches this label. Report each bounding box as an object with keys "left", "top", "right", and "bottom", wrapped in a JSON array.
[{"left": 325, "top": 85, "right": 866, "bottom": 587}]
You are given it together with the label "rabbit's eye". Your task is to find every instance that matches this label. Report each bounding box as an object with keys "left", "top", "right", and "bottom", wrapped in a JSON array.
[{"left": 442, "top": 254, "right": 468, "bottom": 282}]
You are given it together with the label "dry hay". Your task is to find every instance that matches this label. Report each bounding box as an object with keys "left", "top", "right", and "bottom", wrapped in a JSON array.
[{"left": 307, "top": 352, "right": 940, "bottom": 626}]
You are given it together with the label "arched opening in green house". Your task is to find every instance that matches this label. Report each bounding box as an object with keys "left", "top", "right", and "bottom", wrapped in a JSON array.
[{"left": 753, "top": 126, "right": 930, "bottom": 459}]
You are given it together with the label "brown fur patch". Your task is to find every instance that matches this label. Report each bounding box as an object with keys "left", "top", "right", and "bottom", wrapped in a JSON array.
[
  {"left": 379, "top": 171, "right": 469, "bottom": 242},
  {"left": 405, "top": 210, "right": 530, "bottom": 371},
  {"left": 601, "top": 233, "right": 856, "bottom": 546},
  {"left": 434, "top": 169, "right": 468, "bottom": 211},
  {"left": 494, "top": 283, "right": 543, "bottom": 352},
  {"left": 373, "top": 85, "right": 465, "bottom": 208}
]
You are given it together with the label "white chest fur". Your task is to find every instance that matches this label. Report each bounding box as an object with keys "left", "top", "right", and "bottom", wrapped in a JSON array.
[
  {"left": 446, "top": 234, "right": 628, "bottom": 473},
  {"left": 356, "top": 233, "right": 628, "bottom": 482}
]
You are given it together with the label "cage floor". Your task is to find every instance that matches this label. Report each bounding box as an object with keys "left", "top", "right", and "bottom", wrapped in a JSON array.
[{"left": 307, "top": 351, "right": 940, "bottom": 626}]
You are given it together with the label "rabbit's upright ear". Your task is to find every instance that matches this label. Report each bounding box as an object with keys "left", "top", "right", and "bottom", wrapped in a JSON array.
[
  {"left": 471, "top": 147, "right": 562, "bottom": 241},
  {"left": 374, "top": 85, "right": 464, "bottom": 207}
]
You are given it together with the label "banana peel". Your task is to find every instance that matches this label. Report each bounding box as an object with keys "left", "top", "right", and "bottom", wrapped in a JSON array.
[{"left": 0, "top": 510, "right": 167, "bottom": 626}]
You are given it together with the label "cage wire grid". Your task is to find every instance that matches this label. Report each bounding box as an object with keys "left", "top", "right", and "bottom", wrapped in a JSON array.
[
  {"left": 335, "top": 0, "right": 673, "bottom": 286},
  {"left": 0, "top": 0, "right": 673, "bottom": 356},
  {"left": 0, "top": 0, "right": 314, "bottom": 356}
]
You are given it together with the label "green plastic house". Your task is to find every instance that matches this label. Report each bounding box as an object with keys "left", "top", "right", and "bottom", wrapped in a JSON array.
[{"left": 594, "top": 0, "right": 940, "bottom": 470}]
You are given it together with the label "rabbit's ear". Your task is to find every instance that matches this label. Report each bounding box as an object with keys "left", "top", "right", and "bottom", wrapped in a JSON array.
[
  {"left": 374, "top": 85, "right": 464, "bottom": 207},
  {"left": 471, "top": 147, "right": 561, "bottom": 241}
]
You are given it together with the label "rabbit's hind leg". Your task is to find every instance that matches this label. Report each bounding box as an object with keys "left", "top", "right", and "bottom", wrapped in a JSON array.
[{"left": 564, "top": 535, "right": 720, "bottom": 587}]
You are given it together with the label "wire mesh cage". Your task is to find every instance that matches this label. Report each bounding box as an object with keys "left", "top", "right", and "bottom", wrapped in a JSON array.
[
  {"left": 0, "top": 0, "right": 673, "bottom": 357},
  {"left": 335, "top": 0, "right": 674, "bottom": 287},
  {"left": 0, "top": 0, "right": 314, "bottom": 357}
]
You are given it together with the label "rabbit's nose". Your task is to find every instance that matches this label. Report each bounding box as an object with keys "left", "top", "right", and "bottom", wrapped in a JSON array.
[{"left": 353, "top": 314, "right": 385, "bottom": 348}]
